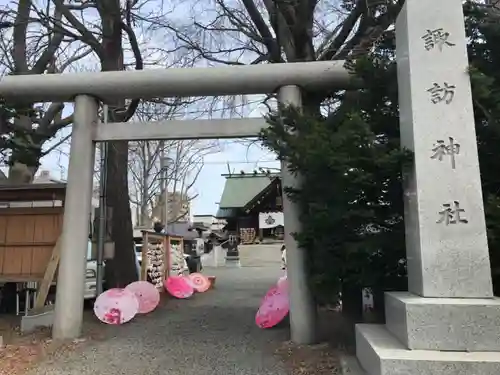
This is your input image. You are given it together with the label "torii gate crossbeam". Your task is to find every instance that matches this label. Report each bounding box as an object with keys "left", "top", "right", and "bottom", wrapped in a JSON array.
[{"left": 0, "top": 61, "right": 355, "bottom": 102}]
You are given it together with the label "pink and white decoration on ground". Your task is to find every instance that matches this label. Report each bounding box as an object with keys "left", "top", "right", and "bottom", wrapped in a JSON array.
[
  {"left": 255, "top": 284, "right": 289, "bottom": 329},
  {"left": 95, "top": 273, "right": 214, "bottom": 325},
  {"left": 187, "top": 273, "right": 211, "bottom": 293},
  {"left": 164, "top": 276, "right": 194, "bottom": 299},
  {"left": 94, "top": 288, "right": 139, "bottom": 325},
  {"left": 125, "top": 281, "right": 160, "bottom": 314}
]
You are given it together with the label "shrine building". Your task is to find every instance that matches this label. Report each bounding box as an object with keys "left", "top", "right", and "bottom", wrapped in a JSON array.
[{"left": 216, "top": 172, "right": 284, "bottom": 244}]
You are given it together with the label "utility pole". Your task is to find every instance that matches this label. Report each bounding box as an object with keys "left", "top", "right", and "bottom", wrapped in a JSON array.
[
  {"left": 160, "top": 145, "right": 173, "bottom": 230},
  {"left": 96, "top": 104, "right": 108, "bottom": 296}
]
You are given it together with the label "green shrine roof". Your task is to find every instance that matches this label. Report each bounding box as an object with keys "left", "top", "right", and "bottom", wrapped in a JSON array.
[{"left": 218, "top": 174, "right": 276, "bottom": 209}]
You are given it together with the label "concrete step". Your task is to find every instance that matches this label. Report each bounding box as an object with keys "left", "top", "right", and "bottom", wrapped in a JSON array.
[{"left": 356, "top": 324, "right": 500, "bottom": 375}]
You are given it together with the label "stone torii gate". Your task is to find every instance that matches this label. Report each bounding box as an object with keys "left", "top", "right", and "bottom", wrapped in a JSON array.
[
  {"left": 1, "top": 60, "right": 352, "bottom": 345},
  {"left": 1, "top": 1, "right": 500, "bottom": 373}
]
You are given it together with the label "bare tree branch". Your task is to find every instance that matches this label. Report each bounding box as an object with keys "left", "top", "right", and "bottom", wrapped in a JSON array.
[
  {"left": 128, "top": 101, "right": 221, "bottom": 225},
  {"left": 12, "top": 0, "right": 30, "bottom": 73},
  {"left": 51, "top": 0, "right": 104, "bottom": 57}
]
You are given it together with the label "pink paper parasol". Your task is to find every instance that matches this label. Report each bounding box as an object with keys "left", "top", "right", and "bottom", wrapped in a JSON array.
[
  {"left": 261, "top": 283, "right": 284, "bottom": 304},
  {"left": 125, "top": 281, "right": 160, "bottom": 314},
  {"left": 164, "top": 276, "right": 194, "bottom": 299},
  {"left": 187, "top": 273, "right": 211, "bottom": 293},
  {"left": 183, "top": 275, "right": 195, "bottom": 288},
  {"left": 94, "top": 288, "right": 139, "bottom": 325},
  {"left": 255, "top": 286, "right": 289, "bottom": 329}
]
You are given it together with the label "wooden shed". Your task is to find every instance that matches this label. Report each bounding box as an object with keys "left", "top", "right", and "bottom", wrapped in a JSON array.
[{"left": 0, "top": 184, "right": 66, "bottom": 282}]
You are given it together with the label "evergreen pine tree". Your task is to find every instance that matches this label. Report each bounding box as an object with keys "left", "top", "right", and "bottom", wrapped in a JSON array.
[{"left": 261, "top": 1, "right": 500, "bottom": 319}]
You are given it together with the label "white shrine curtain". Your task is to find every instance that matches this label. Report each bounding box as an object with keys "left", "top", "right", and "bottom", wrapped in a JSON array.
[{"left": 259, "top": 212, "right": 284, "bottom": 229}]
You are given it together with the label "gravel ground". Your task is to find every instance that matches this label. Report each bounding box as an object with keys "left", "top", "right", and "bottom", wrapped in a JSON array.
[{"left": 26, "top": 260, "right": 289, "bottom": 375}]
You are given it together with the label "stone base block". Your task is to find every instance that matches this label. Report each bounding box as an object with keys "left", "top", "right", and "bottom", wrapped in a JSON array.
[
  {"left": 356, "top": 324, "right": 500, "bottom": 375},
  {"left": 385, "top": 292, "right": 500, "bottom": 351},
  {"left": 225, "top": 257, "right": 241, "bottom": 268},
  {"left": 21, "top": 305, "right": 54, "bottom": 333}
]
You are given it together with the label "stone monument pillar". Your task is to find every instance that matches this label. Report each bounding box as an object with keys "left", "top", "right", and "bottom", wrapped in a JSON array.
[{"left": 355, "top": 1, "right": 500, "bottom": 374}]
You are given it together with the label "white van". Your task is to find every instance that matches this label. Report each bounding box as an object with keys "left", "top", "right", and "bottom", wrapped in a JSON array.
[
  {"left": 84, "top": 241, "right": 141, "bottom": 300},
  {"left": 45, "top": 240, "right": 99, "bottom": 302},
  {"left": 84, "top": 240, "right": 98, "bottom": 300},
  {"left": 135, "top": 243, "right": 143, "bottom": 265}
]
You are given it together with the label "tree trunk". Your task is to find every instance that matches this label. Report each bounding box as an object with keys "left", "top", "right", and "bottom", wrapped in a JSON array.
[
  {"left": 341, "top": 282, "right": 363, "bottom": 323},
  {"left": 372, "top": 287, "right": 386, "bottom": 324},
  {"left": 7, "top": 161, "right": 36, "bottom": 183},
  {"left": 100, "top": 0, "right": 138, "bottom": 288},
  {"left": 104, "top": 140, "right": 138, "bottom": 287},
  {"left": 7, "top": 111, "right": 42, "bottom": 184},
  {"left": 340, "top": 281, "right": 363, "bottom": 343},
  {"left": 301, "top": 90, "right": 324, "bottom": 117}
]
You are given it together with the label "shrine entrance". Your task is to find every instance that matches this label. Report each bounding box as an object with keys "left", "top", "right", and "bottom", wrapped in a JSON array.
[
  {"left": 2, "top": 3, "right": 498, "bottom": 373},
  {"left": 0, "top": 60, "right": 354, "bottom": 345}
]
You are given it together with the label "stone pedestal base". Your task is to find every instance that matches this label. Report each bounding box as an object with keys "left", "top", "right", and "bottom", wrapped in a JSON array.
[
  {"left": 355, "top": 292, "right": 500, "bottom": 375},
  {"left": 385, "top": 292, "right": 500, "bottom": 351},
  {"left": 201, "top": 246, "right": 226, "bottom": 268},
  {"left": 356, "top": 324, "right": 500, "bottom": 375},
  {"left": 21, "top": 305, "right": 54, "bottom": 333},
  {"left": 224, "top": 256, "right": 241, "bottom": 267}
]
